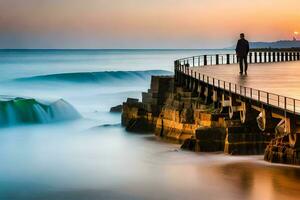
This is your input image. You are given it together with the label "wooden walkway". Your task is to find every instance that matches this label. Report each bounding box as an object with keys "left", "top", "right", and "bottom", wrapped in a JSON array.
[{"left": 193, "top": 61, "right": 300, "bottom": 100}]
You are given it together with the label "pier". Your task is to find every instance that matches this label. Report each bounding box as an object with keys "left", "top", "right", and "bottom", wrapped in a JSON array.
[
  {"left": 175, "top": 50, "right": 300, "bottom": 164},
  {"left": 122, "top": 50, "right": 300, "bottom": 165}
]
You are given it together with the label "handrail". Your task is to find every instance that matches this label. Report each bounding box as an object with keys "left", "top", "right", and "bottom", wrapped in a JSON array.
[
  {"left": 174, "top": 50, "right": 300, "bottom": 114},
  {"left": 176, "top": 51, "right": 300, "bottom": 67}
]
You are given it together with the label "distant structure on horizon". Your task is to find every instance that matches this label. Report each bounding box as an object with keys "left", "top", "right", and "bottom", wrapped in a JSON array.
[{"left": 228, "top": 38, "right": 300, "bottom": 49}]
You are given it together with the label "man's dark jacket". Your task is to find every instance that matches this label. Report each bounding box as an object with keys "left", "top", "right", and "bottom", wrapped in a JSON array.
[{"left": 236, "top": 39, "right": 249, "bottom": 57}]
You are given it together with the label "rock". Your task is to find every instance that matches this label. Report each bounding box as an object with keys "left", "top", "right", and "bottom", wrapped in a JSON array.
[
  {"left": 110, "top": 105, "right": 123, "bottom": 113},
  {"left": 125, "top": 118, "right": 155, "bottom": 133}
]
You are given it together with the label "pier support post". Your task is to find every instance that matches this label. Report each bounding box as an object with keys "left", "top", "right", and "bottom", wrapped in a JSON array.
[
  {"left": 221, "top": 94, "right": 233, "bottom": 119},
  {"left": 254, "top": 106, "right": 281, "bottom": 133},
  {"left": 204, "top": 55, "right": 207, "bottom": 66},
  {"left": 193, "top": 78, "right": 199, "bottom": 95},
  {"left": 216, "top": 54, "right": 219, "bottom": 65}
]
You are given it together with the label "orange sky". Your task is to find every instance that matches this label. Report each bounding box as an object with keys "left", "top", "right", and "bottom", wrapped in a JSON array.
[{"left": 0, "top": 0, "right": 299, "bottom": 48}]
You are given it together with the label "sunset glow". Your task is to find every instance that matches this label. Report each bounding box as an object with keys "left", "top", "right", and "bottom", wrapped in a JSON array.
[{"left": 0, "top": 0, "right": 299, "bottom": 48}]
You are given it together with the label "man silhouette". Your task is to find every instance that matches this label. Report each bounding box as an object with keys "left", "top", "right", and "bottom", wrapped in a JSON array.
[{"left": 235, "top": 33, "right": 249, "bottom": 75}]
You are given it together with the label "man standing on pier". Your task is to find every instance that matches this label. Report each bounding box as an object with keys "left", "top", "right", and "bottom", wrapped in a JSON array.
[{"left": 236, "top": 33, "right": 249, "bottom": 75}]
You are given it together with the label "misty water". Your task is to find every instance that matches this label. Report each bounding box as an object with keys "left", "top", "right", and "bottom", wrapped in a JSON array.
[{"left": 0, "top": 49, "right": 300, "bottom": 200}]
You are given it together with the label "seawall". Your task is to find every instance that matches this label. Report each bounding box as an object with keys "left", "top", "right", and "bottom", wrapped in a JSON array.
[{"left": 122, "top": 75, "right": 273, "bottom": 156}]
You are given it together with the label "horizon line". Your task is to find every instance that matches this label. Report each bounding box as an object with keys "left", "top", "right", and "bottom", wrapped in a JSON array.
[{"left": 0, "top": 48, "right": 232, "bottom": 50}]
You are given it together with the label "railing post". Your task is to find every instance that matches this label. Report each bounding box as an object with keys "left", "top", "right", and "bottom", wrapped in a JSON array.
[
  {"left": 216, "top": 54, "right": 219, "bottom": 65},
  {"left": 284, "top": 97, "right": 287, "bottom": 112},
  {"left": 281, "top": 52, "right": 285, "bottom": 61},
  {"left": 174, "top": 61, "right": 177, "bottom": 81},
  {"left": 294, "top": 99, "right": 296, "bottom": 114},
  {"left": 204, "top": 55, "right": 207, "bottom": 66},
  {"left": 254, "top": 52, "right": 257, "bottom": 63},
  {"left": 272, "top": 52, "right": 276, "bottom": 62},
  {"left": 186, "top": 61, "right": 188, "bottom": 73},
  {"left": 259, "top": 52, "right": 262, "bottom": 63},
  {"left": 226, "top": 54, "right": 230, "bottom": 64},
  {"left": 264, "top": 52, "right": 268, "bottom": 62},
  {"left": 297, "top": 52, "right": 300, "bottom": 60},
  {"left": 285, "top": 52, "right": 289, "bottom": 61},
  {"left": 240, "top": 85, "right": 242, "bottom": 95},
  {"left": 249, "top": 52, "right": 252, "bottom": 64},
  {"left": 193, "top": 57, "right": 195, "bottom": 67},
  {"left": 293, "top": 52, "right": 297, "bottom": 61},
  {"left": 235, "top": 84, "right": 237, "bottom": 94}
]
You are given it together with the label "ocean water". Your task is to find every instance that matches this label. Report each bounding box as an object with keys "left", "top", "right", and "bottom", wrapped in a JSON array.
[{"left": 0, "top": 49, "right": 299, "bottom": 200}]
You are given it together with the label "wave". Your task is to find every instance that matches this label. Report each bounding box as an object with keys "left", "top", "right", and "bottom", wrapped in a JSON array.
[
  {"left": 0, "top": 96, "right": 81, "bottom": 127},
  {"left": 15, "top": 70, "right": 172, "bottom": 84}
]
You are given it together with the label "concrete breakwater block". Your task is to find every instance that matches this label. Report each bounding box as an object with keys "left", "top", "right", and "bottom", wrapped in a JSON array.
[
  {"left": 122, "top": 98, "right": 156, "bottom": 133},
  {"left": 264, "top": 135, "right": 300, "bottom": 165},
  {"left": 125, "top": 117, "right": 155, "bottom": 133},
  {"left": 264, "top": 145, "right": 300, "bottom": 165},
  {"left": 225, "top": 142, "right": 267, "bottom": 155},
  {"left": 110, "top": 104, "right": 123, "bottom": 113},
  {"left": 181, "top": 128, "right": 226, "bottom": 152},
  {"left": 224, "top": 131, "right": 271, "bottom": 155}
]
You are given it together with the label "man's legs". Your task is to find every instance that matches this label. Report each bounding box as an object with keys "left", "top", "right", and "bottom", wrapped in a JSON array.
[
  {"left": 239, "top": 57, "right": 244, "bottom": 74},
  {"left": 244, "top": 56, "right": 248, "bottom": 74}
]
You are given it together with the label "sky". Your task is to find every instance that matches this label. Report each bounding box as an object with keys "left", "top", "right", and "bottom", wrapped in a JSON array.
[{"left": 0, "top": 0, "right": 299, "bottom": 49}]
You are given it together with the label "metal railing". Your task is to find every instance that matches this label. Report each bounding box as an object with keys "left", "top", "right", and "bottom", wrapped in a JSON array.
[
  {"left": 174, "top": 50, "right": 300, "bottom": 114},
  {"left": 177, "top": 51, "right": 300, "bottom": 67}
]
